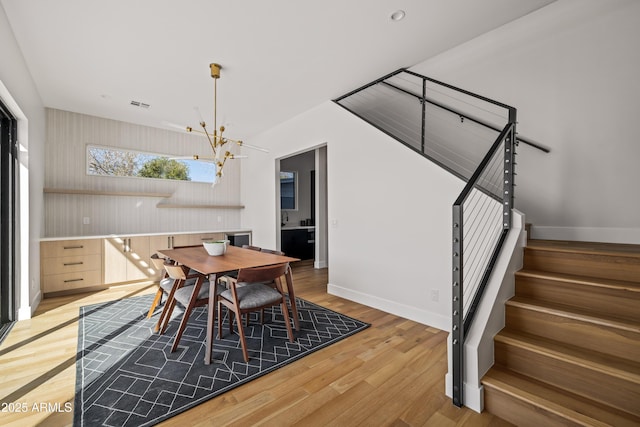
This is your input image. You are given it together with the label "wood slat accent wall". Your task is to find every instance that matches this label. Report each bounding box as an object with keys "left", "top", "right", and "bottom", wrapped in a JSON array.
[{"left": 44, "top": 109, "right": 243, "bottom": 237}]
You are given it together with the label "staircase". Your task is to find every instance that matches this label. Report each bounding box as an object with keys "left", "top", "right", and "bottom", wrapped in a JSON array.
[{"left": 482, "top": 239, "right": 640, "bottom": 426}]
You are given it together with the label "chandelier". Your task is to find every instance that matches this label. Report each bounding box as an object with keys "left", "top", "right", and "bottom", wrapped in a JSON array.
[{"left": 173, "top": 63, "right": 267, "bottom": 186}]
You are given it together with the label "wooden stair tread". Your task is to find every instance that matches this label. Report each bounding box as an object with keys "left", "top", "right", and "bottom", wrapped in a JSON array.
[
  {"left": 483, "top": 365, "right": 640, "bottom": 427},
  {"left": 527, "top": 239, "right": 640, "bottom": 258},
  {"left": 516, "top": 269, "right": 640, "bottom": 292},
  {"left": 496, "top": 329, "right": 640, "bottom": 382},
  {"left": 485, "top": 236, "right": 640, "bottom": 424},
  {"left": 507, "top": 296, "right": 640, "bottom": 333}
]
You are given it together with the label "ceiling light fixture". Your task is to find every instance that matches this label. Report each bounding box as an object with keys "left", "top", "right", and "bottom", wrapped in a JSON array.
[
  {"left": 390, "top": 10, "right": 406, "bottom": 21},
  {"left": 173, "top": 63, "right": 268, "bottom": 187}
]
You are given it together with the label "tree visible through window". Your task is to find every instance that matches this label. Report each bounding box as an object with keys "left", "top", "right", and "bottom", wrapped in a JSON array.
[{"left": 87, "top": 145, "right": 215, "bottom": 183}]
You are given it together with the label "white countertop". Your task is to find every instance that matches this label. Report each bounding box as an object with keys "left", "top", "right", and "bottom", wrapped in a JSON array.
[{"left": 41, "top": 229, "right": 252, "bottom": 241}]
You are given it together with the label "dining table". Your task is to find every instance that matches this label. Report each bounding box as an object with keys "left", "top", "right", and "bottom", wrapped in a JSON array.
[{"left": 158, "top": 244, "right": 300, "bottom": 364}]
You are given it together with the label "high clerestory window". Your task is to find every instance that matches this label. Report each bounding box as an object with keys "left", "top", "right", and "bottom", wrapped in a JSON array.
[{"left": 86, "top": 145, "right": 215, "bottom": 184}]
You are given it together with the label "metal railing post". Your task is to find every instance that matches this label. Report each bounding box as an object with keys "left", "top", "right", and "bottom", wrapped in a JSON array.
[
  {"left": 421, "top": 77, "right": 426, "bottom": 154},
  {"left": 503, "top": 109, "right": 517, "bottom": 230},
  {"left": 452, "top": 206, "right": 464, "bottom": 407}
]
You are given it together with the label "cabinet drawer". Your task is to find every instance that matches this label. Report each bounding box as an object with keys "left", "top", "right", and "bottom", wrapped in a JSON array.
[
  {"left": 43, "top": 270, "right": 102, "bottom": 293},
  {"left": 41, "top": 239, "right": 101, "bottom": 258},
  {"left": 193, "top": 232, "right": 224, "bottom": 243},
  {"left": 42, "top": 254, "right": 101, "bottom": 276}
]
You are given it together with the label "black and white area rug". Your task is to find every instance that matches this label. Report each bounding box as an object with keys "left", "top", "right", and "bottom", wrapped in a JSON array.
[{"left": 74, "top": 294, "right": 369, "bottom": 426}]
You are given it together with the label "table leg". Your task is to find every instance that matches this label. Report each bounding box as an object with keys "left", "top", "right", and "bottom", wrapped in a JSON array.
[
  {"left": 205, "top": 273, "right": 217, "bottom": 365},
  {"left": 285, "top": 267, "right": 300, "bottom": 331}
]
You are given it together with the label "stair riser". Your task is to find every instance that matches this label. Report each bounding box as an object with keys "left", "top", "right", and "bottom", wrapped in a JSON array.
[
  {"left": 484, "top": 385, "right": 586, "bottom": 427},
  {"left": 505, "top": 305, "right": 640, "bottom": 362},
  {"left": 524, "top": 249, "right": 640, "bottom": 283},
  {"left": 495, "top": 341, "right": 640, "bottom": 417},
  {"left": 515, "top": 275, "right": 640, "bottom": 323}
]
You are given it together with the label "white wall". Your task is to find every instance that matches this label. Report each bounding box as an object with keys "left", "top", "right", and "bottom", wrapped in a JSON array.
[
  {"left": 0, "top": 4, "right": 46, "bottom": 318},
  {"left": 44, "top": 109, "right": 243, "bottom": 237},
  {"left": 412, "top": 0, "right": 640, "bottom": 244},
  {"left": 242, "top": 101, "right": 464, "bottom": 330}
]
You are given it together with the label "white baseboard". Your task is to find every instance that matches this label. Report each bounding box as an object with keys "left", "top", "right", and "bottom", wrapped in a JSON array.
[
  {"left": 444, "top": 372, "right": 484, "bottom": 413},
  {"left": 327, "top": 283, "right": 449, "bottom": 331},
  {"left": 314, "top": 260, "right": 328, "bottom": 269},
  {"left": 532, "top": 225, "right": 640, "bottom": 244},
  {"left": 18, "top": 290, "right": 41, "bottom": 320}
]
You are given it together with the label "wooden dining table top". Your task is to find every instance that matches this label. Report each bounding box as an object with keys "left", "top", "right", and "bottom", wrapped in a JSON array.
[{"left": 158, "top": 244, "right": 299, "bottom": 275}]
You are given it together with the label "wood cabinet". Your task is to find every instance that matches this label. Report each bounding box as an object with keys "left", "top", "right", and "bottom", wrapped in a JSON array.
[
  {"left": 41, "top": 230, "right": 245, "bottom": 295},
  {"left": 149, "top": 232, "right": 225, "bottom": 255},
  {"left": 41, "top": 239, "right": 103, "bottom": 294},
  {"left": 103, "top": 236, "right": 152, "bottom": 284},
  {"left": 186, "top": 232, "right": 225, "bottom": 246}
]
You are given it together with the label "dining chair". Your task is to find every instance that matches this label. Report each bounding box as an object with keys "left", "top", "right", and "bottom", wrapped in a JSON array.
[
  {"left": 242, "top": 244, "right": 262, "bottom": 251},
  {"left": 153, "top": 263, "right": 191, "bottom": 333},
  {"left": 161, "top": 264, "right": 225, "bottom": 353},
  {"left": 147, "top": 254, "right": 175, "bottom": 318},
  {"left": 217, "top": 262, "right": 294, "bottom": 362},
  {"left": 219, "top": 244, "right": 261, "bottom": 284},
  {"left": 259, "top": 248, "right": 300, "bottom": 330},
  {"left": 219, "top": 246, "right": 282, "bottom": 326}
]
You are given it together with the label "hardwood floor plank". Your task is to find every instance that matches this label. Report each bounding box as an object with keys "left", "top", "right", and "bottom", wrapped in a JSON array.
[{"left": 0, "top": 261, "right": 503, "bottom": 426}]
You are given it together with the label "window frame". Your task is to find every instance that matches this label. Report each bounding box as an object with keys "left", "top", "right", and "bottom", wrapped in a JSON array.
[{"left": 280, "top": 170, "right": 298, "bottom": 211}]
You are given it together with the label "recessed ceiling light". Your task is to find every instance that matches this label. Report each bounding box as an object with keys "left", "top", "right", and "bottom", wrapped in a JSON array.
[{"left": 390, "top": 10, "right": 406, "bottom": 21}]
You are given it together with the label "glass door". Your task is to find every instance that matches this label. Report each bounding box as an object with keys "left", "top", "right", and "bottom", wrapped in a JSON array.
[{"left": 0, "top": 99, "right": 17, "bottom": 326}]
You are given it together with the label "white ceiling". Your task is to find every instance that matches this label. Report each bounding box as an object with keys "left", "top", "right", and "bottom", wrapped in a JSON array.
[{"left": 2, "top": 0, "right": 555, "bottom": 142}]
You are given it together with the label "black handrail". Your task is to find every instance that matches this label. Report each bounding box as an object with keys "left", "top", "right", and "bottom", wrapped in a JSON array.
[{"left": 380, "top": 79, "right": 549, "bottom": 154}]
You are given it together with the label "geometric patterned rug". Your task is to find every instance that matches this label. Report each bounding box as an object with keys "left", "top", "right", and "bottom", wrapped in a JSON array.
[{"left": 73, "top": 294, "right": 369, "bottom": 426}]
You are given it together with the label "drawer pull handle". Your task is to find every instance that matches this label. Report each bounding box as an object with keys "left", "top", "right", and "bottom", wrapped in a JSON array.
[
  {"left": 64, "top": 278, "right": 84, "bottom": 283},
  {"left": 63, "top": 262, "right": 84, "bottom": 266},
  {"left": 63, "top": 245, "right": 84, "bottom": 249}
]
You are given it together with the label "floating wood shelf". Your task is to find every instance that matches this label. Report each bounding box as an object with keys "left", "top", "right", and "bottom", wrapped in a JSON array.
[
  {"left": 44, "top": 188, "right": 172, "bottom": 198},
  {"left": 156, "top": 203, "right": 245, "bottom": 209}
]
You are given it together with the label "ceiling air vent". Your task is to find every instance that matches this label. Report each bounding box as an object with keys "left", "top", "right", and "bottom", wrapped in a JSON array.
[{"left": 130, "top": 100, "right": 150, "bottom": 109}]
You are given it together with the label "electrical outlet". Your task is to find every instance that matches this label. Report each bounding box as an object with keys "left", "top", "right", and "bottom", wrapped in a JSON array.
[
  {"left": 217, "top": 215, "right": 223, "bottom": 222},
  {"left": 83, "top": 217, "right": 90, "bottom": 225},
  {"left": 430, "top": 289, "right": 439, "bottom": 302}
]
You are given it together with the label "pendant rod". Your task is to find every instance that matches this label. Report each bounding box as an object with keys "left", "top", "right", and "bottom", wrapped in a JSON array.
[{"left": 210, "top": 63, "right": 221, "bottom": 143}]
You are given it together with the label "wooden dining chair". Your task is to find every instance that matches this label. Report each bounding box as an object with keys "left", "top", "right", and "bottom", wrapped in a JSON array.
[
  {"left": 217, "top": 263, "right": 294, "bottom": 362},
  {"left": 147, "top": 254, "right": 174, "bottom": 318},
  {"left": 242, "top": 244, "right": 262, "bottom": 251},
  {"left": 161, "top": 264, "right": 225, "bottom": 353},
  {"left": 219, "top": 244, "right": 261, "bottom": 284},
  {"left": 153, "top": 263, "right": 191, "bottom": 333},
  {"left": 259, "top": 248, "right": 300, "bottom": 330}
]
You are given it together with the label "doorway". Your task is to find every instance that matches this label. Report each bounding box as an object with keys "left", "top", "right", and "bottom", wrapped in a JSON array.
[
  {"left": 0, "top": 99, "right": 17, "bottom": 332},
  {"left": 276, "top": 145, "right": 328, "bottom": 268}
]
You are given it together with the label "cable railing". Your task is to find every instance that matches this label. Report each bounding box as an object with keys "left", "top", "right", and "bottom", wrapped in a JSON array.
[
  {"left": 451, "top": 121, "right": 515, "bottom": 407},
  {"left": 334, "top": 69, "right": 520, "bottom": 408}
]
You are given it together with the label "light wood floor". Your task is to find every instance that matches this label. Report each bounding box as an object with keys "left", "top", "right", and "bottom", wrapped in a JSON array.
[{"left": 0, "top": 261, "right": 512, "bottom": 426}]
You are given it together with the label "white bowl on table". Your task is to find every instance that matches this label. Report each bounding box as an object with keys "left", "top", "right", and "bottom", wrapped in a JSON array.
[{"left": 203, "top": 240, "right": 229, "bottom": 256}]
